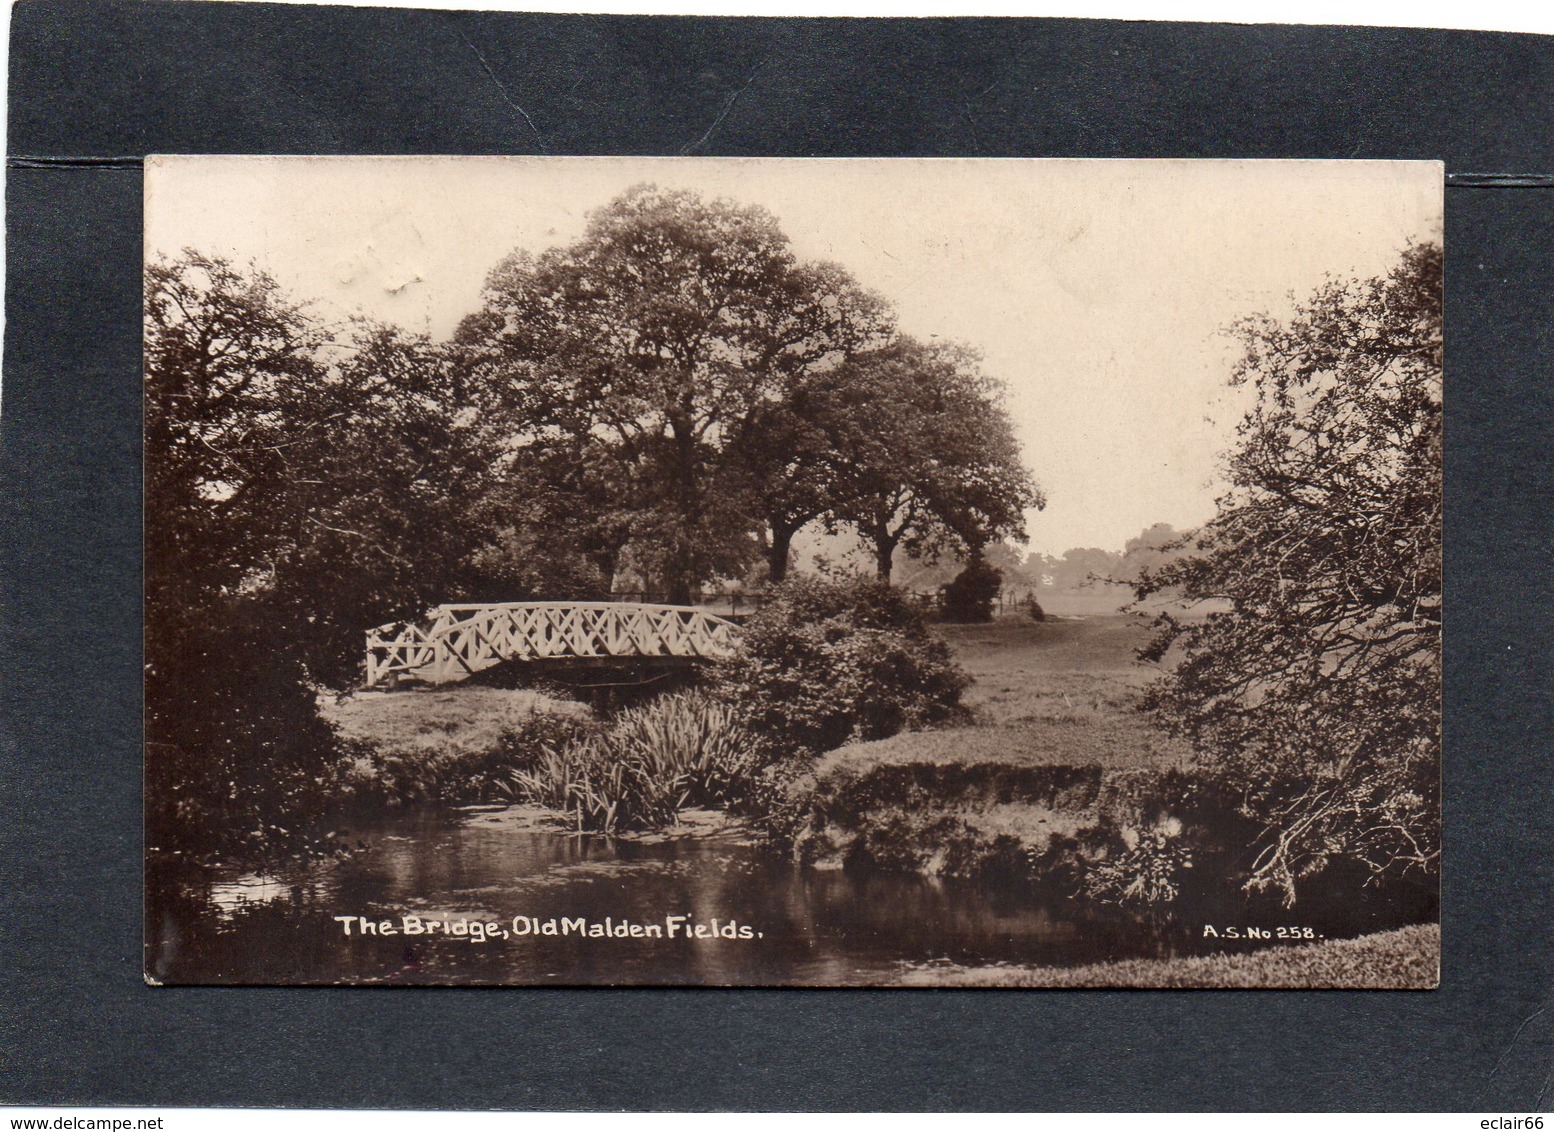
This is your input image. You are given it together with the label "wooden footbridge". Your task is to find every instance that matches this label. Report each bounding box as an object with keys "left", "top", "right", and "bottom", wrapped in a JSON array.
[{"left": 365, "top": 602, "right": 741, "bottom": 687}]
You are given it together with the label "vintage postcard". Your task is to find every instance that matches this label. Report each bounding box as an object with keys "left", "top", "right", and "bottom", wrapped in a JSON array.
[{"left": 143, "top": 156, "right": 1442, "bottom": 987}]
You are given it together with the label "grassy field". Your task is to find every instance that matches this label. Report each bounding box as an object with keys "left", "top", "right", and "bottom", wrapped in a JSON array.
[
  {"left": 817, "top": 601, "right": 1194, "bottom": 779},
  {"left": 895, "top": 924, "right": 1440, "bottom": 989}
]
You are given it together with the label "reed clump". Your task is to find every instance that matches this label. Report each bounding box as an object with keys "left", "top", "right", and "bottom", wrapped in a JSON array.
[{"left": 504, "top": 690, "right": 758, "bottom": 834}]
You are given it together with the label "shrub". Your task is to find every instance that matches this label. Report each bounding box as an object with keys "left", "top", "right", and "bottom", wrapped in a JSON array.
[
  {"left": 715, "top": 575, "right": 969, "bottom": 757},
  {"left": 727, "top": 755, "right": 817, "bottom": 845},
  {"left": 1082, "top": 827, "right": 1195, "bottom": 906},
  {"left": 942, "top": 557, "right": 1003, "bottom": 622}
]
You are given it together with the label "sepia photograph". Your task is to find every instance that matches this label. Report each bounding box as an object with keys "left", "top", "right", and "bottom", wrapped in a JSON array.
[{"left": 143, "top": 155, "right": 1442, "bottom": 988}]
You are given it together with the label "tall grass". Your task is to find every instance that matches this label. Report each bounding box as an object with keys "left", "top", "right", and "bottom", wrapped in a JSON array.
[{"left": 504, "top": 691, "right": 757, "bottom": 834}]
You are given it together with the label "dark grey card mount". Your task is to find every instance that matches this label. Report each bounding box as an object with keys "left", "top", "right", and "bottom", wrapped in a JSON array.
[{"left": 4, "top": 0, "right": 1552, "bottom": 1110}]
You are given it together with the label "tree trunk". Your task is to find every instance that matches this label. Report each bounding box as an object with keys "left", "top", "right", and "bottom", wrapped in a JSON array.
[
  {"left": 666, "top": 545, "right": 693, "bottom": 605},
  {"left": 874, "top": 534, "right": 897, "bottom": 582},
  {"left": 768, "top": 523, "right": 797, "bottom": 583},
  {"left": 669, "top": 412, "right": 697, "bottom": 605},
  {"left": 593, "top": 545, "right": 623, "bottom": 599}
]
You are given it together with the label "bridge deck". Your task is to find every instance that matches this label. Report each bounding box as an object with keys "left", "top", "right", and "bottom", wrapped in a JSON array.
[{"left": 365, "top": 601, "right": 740, "bottom": 687}]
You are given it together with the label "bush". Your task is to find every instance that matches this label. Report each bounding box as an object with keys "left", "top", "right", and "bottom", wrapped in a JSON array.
[
  {"left": 1082, "top": 827, "right": 1195, "bottom": 906},
  {"left": 715, "top": 575, "right": 969, "bottom": 757},
  {"left": 727, "top": 754, "right": 818, "bottom": 845},
  {"left": 145, "top": 603, "right": 350, "bottom": 863},
  {"left": 942, "top": 557, "right": 1003, "bottom": 622}
]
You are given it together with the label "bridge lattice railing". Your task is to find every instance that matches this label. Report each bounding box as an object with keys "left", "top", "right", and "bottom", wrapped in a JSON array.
[{"left": 365, "top": 601, "right": 741, "bottom": 687}]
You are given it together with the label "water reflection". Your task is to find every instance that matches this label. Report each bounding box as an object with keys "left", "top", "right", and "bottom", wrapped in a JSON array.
[
  {"left": 208, "top": 874, "right": 296, "bottom": 918},
  {"left": 144, "top": 804, "right": 1357, "bottom": 986}
]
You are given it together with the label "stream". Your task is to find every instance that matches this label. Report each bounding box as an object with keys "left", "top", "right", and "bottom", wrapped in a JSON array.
[{"left": 146, "top": 804, "right": 1217, "bottom": 986}]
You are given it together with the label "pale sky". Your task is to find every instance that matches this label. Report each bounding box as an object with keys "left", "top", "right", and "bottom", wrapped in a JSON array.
[{"left": 146, "top": 156, "right": 1441, "bottom": 556}]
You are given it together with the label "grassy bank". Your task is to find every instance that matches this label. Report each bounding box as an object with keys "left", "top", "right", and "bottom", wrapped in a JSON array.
[
  {"left": 895, "top": 924, "right": 1440, "bottom": 988},
  {"left": 322, "top": 685, "right": 589, "bottom": 762},
  {"left": 320, "top": 685, "right": 597, "bottom": 807}
]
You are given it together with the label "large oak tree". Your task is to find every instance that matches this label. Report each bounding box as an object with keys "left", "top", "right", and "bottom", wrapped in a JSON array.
[{"left": 458, "top": 185, "right": 893, "bottom": 602}]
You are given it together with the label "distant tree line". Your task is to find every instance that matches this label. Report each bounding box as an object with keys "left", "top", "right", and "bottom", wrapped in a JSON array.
[
  {"left": 884, "top": 522, "right": 1191, "bottom": 598},
  {"left": 1026, "top": 523, "right": 1192, "bottom": 592}
]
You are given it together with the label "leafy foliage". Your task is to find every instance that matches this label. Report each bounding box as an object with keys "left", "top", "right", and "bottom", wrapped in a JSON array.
[
  {"left": 146, "top": 255, "right": 495, "bottom": 688},
  {"left": 145, "top": 254, "right": 497, "bottom": 856},
  {"left": 1137, "top": 243, "right": 1442, "bottom": 904},
  {"left": 145, "top": 253, "right": 327, "bottom": 619},
  {"left": 145, "top": 602, "right": 345, "bottom": 862},
  {"left": 457, "top": 188, "right": 1041, "bottom": 597},
  {"left": 267, "top": 326, "right": 497, "bottom": 685},
  {"left": 827, "top": 338, "right": 1044, "bottom": 581},
  {"left": 1083, "top": 828, "right": 1195, "bottom": 906},
  {"left": 715, "top": 575, "right": 969, "bottom": 756}
]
